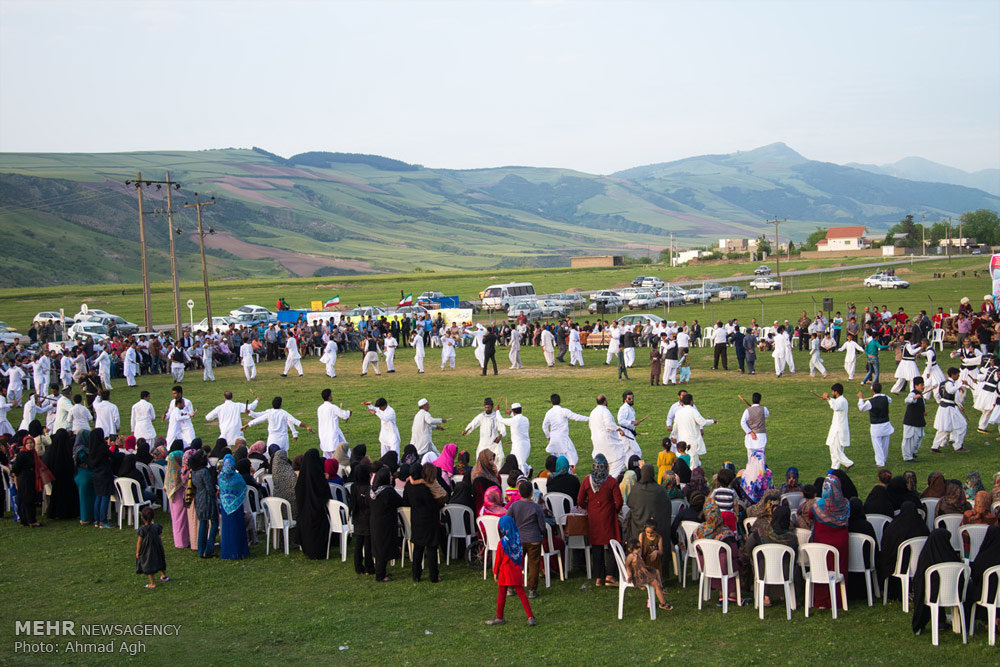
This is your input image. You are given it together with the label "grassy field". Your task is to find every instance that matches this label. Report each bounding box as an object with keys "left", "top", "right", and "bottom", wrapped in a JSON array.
[{"left": 2, "top": 255, "right": 998, "bottom": 664}]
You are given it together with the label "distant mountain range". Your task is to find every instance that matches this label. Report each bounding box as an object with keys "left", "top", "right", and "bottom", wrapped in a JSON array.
[
  {"left": 846, "top": 156, "right": 1000, "bottom": 197},
  {"left": 0, "top": 143, "right": 996, "bottom": 287}
]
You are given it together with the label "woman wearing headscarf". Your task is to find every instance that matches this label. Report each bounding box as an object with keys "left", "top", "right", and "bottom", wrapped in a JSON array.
[
  {"left": 270, "top": 449, "right": 298, "bottom": 519},
  {"left": 181, "top": 448, "right": 199, "bottom": 550},
  {"left": 449, "top": 474, "right": 474, "bottom": 511},
  {"left": 135, "top": 439, "right": 152, "bottom": 465},
  {"left": 209, "top": 438, "right": 230, "bottom": 461},
  {"left": 911, "top": 528, "right": 961, "bottom": 636},
  {"left": 44, "top": 429, "right": 78, "bottom": 520},
  {"left": 191, "top": 451, "right": 219, "bottom": 558},
  {"left": 432, "top": 443, "right": 457, "bottom": 485},
  {"left": 27, "top": 420, "right": 50, "bottom": 458},
  {"left": 74, "top": 447, "right": 94, "bottom": 525},
  {"left": 88, "top": 428, "right": 113, "bottom": 528},
  {"left": 236, "top": 458, "right": 265, "bottom": 496},
  {"left": 546, "top": 456, "right": 580, "bottom": 500},
  {"left": 400, "top": 444, "right": 419, "bottom": 468},
  {"left": 740, "top": 449, "right": 773, "bottom": 505},
  {"left": 471, "top": 450, "right": 500, "bottom": 516},
  {"left": 619, "top": 470, "right": 637, "bottom": 504},
  {"left": 778, "top": 467, "right": 801, "bottom": 495},
  {"left": 903, "top": 471, "right": 918, "bottom": 494},
  {"left": 863, "top": 484, "right": 894, "bottom": 517},
  {"left": 741, "top": 505, "right": 798, "bottom": 606},
  {"left": 878, "top": 500, "right": 929, "bottom": 599},
  {"left": 480, "top": 486, "right": 506, "bottom": 518},
  {"left": 248, "top": 440, "right": 268, "bottom": 468},
  {"left": 886, "top": 476, "right": 920, "bottom": 513},
  {"left": 685, "top": 466, "right": 709, "bottom": 501},
  {"left": 992, "top": 472, "right": 1000, "bottom": 503},
  {"left": 672, "top": 457, "right": 692, "bottom": 485},
  {"left": 348, "top": 444, "right": 367, "bottom": 473},
  {"left": 164, "top": 449, "right": 189, "bottom": 548},
  {"left": 117, "top": 454, "right": 152, "bottom": 502},
  {"left": 625, "top": 464, "right": 672, "bottom": 579},
  {"left": 369, "top": 467, "right": 403, "bottom": 582},
  {"left": 694, "top": 497, "right": 742, "bottom": 603},
  {"left": 351, "top": 462, "right": 374, "bottom": 574},
  {"left": 332, "top": 442, "right": 350, "bottom": 469},
  {"left": 961, "top": 490, "right": 998, "bottom": 527},
  {"left": 963, "top": 525, "right": 1000, "bottom": 631},
  {"left": 72, "top": 430, "right": 90, "bottom": 460},
  {"left": 404, "top": 462, "right": 444, "bottom": 583},
  {"left": 232, "top": 444, "right": 248, "bottom": 462},
  {"left": 151, "top": 436, "right": 168, "bottom": 466},
  {"left": 965, "top": 471, "right": 985, "bottom": 502},
  {"left": 937, "top": 481, "right": 971, "bottom": 516},
  {"left": 577, "top": 454, "right": 623, "bottom": 587},
  {"left": 324, "top": 458, "right": 343, "bottom": 486},
  {"left": 485, "top": 515, "right": 536, "bottom": 626},
  {"left": 294, "top": 449, "right": 331, "bottom": 560},
  {"left": 498, "top": 453, "right": 520, "bottom": 478},
  {"left": 11, "top": 436, "right": 40, "bottom": 526},
  {"left": 656, "top": 439, "right": 676, "bottom": 485},
  {"left": 624, "top": 454, "right": 641, "bottom": 481},
  {"left": 830, "top": 468, "right": 859, "bottom": 499},
  {"left": 379, "top": 450, "right": 399, "bottom": 475},
  {"left": 219, "top": 453, "right": 249, "bottom": 560},
  {"left": 538, "top": 455, "right": 557, "bottom": 478},
  {"left": 810, "top": 474, "right": 850, "bottom": 609},
  {"left": 671, "top": 491, "right": 705, "bottom": 545},
  {"left": 746, "top": 489, "right": 781, "bottom": 535},
  {"left": 660, "top": 470, "right": 683, "bottom": 500},
  {"left": 846, "top": 497, "right": 879, "bottom": 601}
]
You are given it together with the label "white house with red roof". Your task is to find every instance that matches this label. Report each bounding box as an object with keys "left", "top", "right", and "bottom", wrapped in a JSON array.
[{"left": 816, "top": 225, "right": 869, "bottom": 251}]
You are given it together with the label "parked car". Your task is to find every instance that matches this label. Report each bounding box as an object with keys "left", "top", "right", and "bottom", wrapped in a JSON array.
[
  {"left": 193, "top": 316, "right": 236, "bottom": 333},
  {"left": 640, "top": 277, "right": 665, "bottom": 289},
  {"left": 628, "top": 290, "right": 661, "bottom": 310},
  {"left": 547, "top": 293, "right": 587, "bottom": 310},
  {"left": 863, "top": 274, "right": 885, "bottom": 287},
  {"left": 457, "top": 300, "right": 482, "bottom": 314},
  {"left": 229, "top": 304, "right": 275, "bottom": 321},
  {"left": 875, "top": 275, "right": 910, "bottom": 289},
  {"left": 589, "top": 290, "right": 621, "bottom": 301},
  {"left": 92, "top": 314, "right": 139, "bottom": 336},
  {"left": 33, "top": 311, "right": 71, "bottom": 327},
  {"left": 619, "top": 287, "right": 643, "bottom": 302},
  {"left": 72, "top": 308, "right": 109, "bottom": 322},
  {"left": 750, "top": 277, "right": 781, "bottom": 291},
  {"left": 232, "top": 311, "right": 272, "bottom": 327},
  {"left": 617, "top": 313, "right": 665, "bottom": 328},
  {"left": 631, "top": 275, "right": 657, "bottom": 287},
  {"left": 754, "top": 265, "right": 772, "bottom": 275},
  {"left": 589, "top": 295, "right": 625, "bottom": 314},
  {"left": 718, "top": 286, "right": 748, "bottom": 300},
  {"left": 0, "top": 324, "right": 22, "bottom": 344},
  {"left": 68, "top": 321, "right": 109, "bottom": 343},
  {"left": 416, "top": 291, "right": 446, "bottom": 307},
  {"left": 507, "top": 299, "right": 543, "bottom": 322},
  {"left": 682, "top": 288, "right": 711, "bottom": 304},
  {"left": 344, "top": 306, "right": 388, "bottom": 319},
  {"left": 392, "top": 305, "right": 430, "bottom": 318},
  {"left": 534, "top": 299, "right": 570, "bottom": 319}
]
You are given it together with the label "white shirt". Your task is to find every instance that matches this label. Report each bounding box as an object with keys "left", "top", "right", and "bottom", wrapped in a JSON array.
[
  {"left": 499, "top": 413, "right": 531, "bottom": 468},
  {"left": 411, "top": 333, "right": 425, "bottom": 357},
  {"left": 542, "top": 405, "right": 588, "bottom": 447},
  {"left": 93, "top": 397, "right": 120, "bottom": 435},
  {"left": 465, "top": 410, "right": 506, "bottom": 460},
  {"left": 712, "top": 326, "right": 727, "bottom": 345},
  {"left": 285, "top": 336, "right": 300, "bottom": 361},
  {"left": 672, "top": 404, "right": 715, "bottom": 455},
  {"left": 96, "top": 351, "right": 111, "bottom": 374},
  {"left": 411, "top": 408, "right": 443, "bottom": 456},
  {"left": 69, "top": 403, "right": 92, "bottom": 432},
  {"left": 369, "top": 405, "right": 401, "bottom": 454},
  {"left": 247, "top": 408, "right": 301, "bottom": 451},
  {"left": 53, "top": 395, "right": 74, "bottom": 431},
  {"left": 60, "top": 356, "right": 73, "bottom": 376},
  {"left": 124, "top": 347, "right": 138, "bottom": 372},
  {"left": 858, "top": 394, "right": 895, "bottom": 436},
  {"left": 665, "top": 401, "right": 683, "bottom": 429},
  {"left": 240, "top": 342, "right": 255, "bottom": 365},
  {"left": 19, "top": 397, "right": 52, "bottom": 431},
  {"left": 540, "top": 329, "right": 555, "bottom": 351},
  {"left": 317, "top": 401, "right": 352, "bottom": 454},
  {"left": 826, "top": 395, "right": 850, "bottom": 446},
  {"left": 206, "top": 399, "right": 258, "bottom": 446},
  {"left": 676, "top": 331, "right": 690, "bottom": 348},
  {"left": 589, "top": 404, "right": 624, "bottom": 464},
  {"left": 130, "top": 399, "right": 157, "bottom": 441},
  {"left": 568, "top": 329, "right": 581, "bottom": 348}
]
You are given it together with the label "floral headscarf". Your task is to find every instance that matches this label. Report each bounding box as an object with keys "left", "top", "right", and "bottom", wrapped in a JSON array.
[
  {"left": 482, "top": 486, "right": 506, "bottom": 516},
  {"left": 218, "top": 454, "right": 246, "bottom": 515},
  {"left": 181, "top": 448, "right": 196, "bottom": 475},
  {"left": 164, "top": 450, "right": 184, "bottom": 499},
  {"left": 939, "top": 481, "right": 971, "bottom": 515},
  {"left": 249, "top": 440, "right": 267, "bottom": 456},
  {"left": 693, "top": 497, "right": 734, "bottom": 541},
  {"left": 812, "top": 475, "right": 850, "bottom": 527},
  {"left": 686, "top": 466, "right": 709, "bottom": 500},
  {"left": 472, "top": 450, "right": 500, "bottom": 487},
  {"left": 589, "top": 454, "right": 609, "bottom": 493},
  {"left": 963, "top": 490, "right": 998, "bottom": 526},
  {"left": 619, "top": 470, "right": 636, "bottom": 503},
  {"left": 740, "top": 449, "right": 773, "bottom": 504},
  {"left": 922, "top": 472, "right": 946, "bottom": 498},
  {"left": 965, "top": 471, "right": 985, "bottom": 501},
  {"left": 992, "top": 472, "right": 1000, "bottom": 503},
  {"left": 498, "top": 515, "right": 524, "bottom": 566}
]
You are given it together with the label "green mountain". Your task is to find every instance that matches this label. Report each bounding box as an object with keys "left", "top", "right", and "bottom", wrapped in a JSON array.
[{"left": 0, "top": 144, "right": 996, "bottom": 287}]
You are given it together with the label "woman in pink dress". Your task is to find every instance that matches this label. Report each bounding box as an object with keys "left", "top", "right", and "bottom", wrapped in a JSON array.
[
  {"left": 809, "top": 474, "right": 850, "bottom": 609},
  {"left": 164, "top": 448, "right": 189, "bottom": 548}
]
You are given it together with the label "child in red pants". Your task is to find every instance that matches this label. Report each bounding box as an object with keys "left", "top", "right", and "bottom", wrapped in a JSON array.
[{"left": 485, "top": 515, "right": 537, "bottom": 626}]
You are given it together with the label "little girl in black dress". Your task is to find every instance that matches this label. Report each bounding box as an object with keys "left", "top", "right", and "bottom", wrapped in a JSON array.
[{"left": 136, "top": 507, "right": 169, "bottom": 589}]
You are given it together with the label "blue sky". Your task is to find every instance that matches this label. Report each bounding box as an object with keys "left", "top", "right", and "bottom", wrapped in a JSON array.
[{"left": 1, "top": 0, "right": 997, "bottom": 173}]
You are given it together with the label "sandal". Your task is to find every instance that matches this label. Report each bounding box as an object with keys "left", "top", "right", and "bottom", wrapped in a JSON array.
[
  {"left": 594, "top": 579, "right": 604, "bottom": 587},
  {"left": 658, "top": 602, "right": 673, "bottom": 611},
  {"left": 144, "top": 584, "right": 156, "bottom": 589},
  {"left": 160, "top": 575, "right": 171, "bottom": 582},
  {"left": 604, "top": 577, "right": 619, "bottom": 586}
]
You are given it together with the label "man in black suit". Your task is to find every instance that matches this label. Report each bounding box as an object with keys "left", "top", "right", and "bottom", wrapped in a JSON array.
[{"left": 482, "top": 326, "right": 499, "bottom": 376}]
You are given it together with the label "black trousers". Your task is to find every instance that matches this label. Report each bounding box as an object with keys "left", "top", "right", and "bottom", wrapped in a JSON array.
[
  {"left": 354, "top": 534, "right": 374, "bottom": 574},
  {"left": 482, "top": 352, "right": 498, "bottom": 375},
  {"left": 735, "top": 347, "right": 746, "bottom": 371},
  {"left": 713, "top": 343, "right": 728, "bottom": 370},
  {"left": 590, "top": 545, "right": 619, "bottom": 580},
  {"left": 557, "top": 343, "right": 567, "bottom": 361},
  {"left": 411, "top": 543, "right": 440, "bottom": 582}
]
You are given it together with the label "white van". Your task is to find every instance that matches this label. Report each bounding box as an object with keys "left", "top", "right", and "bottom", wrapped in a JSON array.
[{"left": 481, "top": 282, "right": 535, "bottom": 310}]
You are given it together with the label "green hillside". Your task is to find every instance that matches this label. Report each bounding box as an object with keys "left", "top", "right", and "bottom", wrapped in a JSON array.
[{"left": 0, "top": 144, "right": 996, "bottom": 287}]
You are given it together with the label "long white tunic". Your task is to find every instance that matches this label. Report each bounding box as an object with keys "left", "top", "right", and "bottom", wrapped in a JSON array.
[
  {"left": 465, "top": 410, "right": 506, "bottom": 461},
  {"left": 499, "top": 413, "right": 531, "bottom": 470},
  {"left": 247, "top": 408, "right": 301, "bottom": 451},
  {"left": 19, "top": 397, "right": 53, "bottom": 432},
  {"left": 0, "top": 398, "right": 12, "bottom": 436},
  {"left": 93, "top": 397, "right": 120, "bottom": 435},
  {"left": 541, "top": 329, "right": 555, "bottom": 353},
  {"left": 411, "top": 409, "right": 443, "bottom": 456},
  {"left": 69, "top": 403, "right": 93, "bottom": 432},
  {"left": 672, "top": 404, "right": 715, "bottom": 456},
  {"left": 589, "top": 405, "right": 625, "bottom": 472},
  {"left": 369, "top": 405, "right": 401, "bottom": 455},
  {"left": 53, "top": 395, "right": 74, "bottom": 431},
  {"left": 617, "top": 402, "right": 641, "bottom": 459},
  {"left": 825, "top": 395, "right": 850, "bottom": 449},
  {"left": 124, "top": 347, "right": 139, "bottom": 377},
  {"left": 59, "top": 356, "right": 74, "bottom": 384},
  {"left": 96, "top": 351, "right": 111, "bottom": 377},
  {"left": 164, "top": 398, "right": 195, "bottom": 445},
  {"left": 205, "top": 399, "right": 258, "bottom": 447},
  {"left": 317, "top": 401, "right": 351, "bottom": 456},
  {"left": 240, "top": 342, "right": 255, "bottom": 367},
  {"left": 542, "top": 405, "right": 589, "bottom": 464},
  {"left": 130, "top": 399, "right": 157, "bottom": 441},
  {"left": 411, "top": 333, "right": 425, "bottom": 359}
]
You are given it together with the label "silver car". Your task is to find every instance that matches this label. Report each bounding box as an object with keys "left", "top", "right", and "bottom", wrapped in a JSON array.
[
  {"left": 507, "top": 299, "right": 543, "bottom": 321},
  {"left": 589, "top": 296, "right": 625, "bottom": 314}
]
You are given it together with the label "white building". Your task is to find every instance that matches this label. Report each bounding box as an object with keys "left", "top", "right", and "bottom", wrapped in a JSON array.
[{"left": 816, "top": 226, "right": 869, "bottom": 252}]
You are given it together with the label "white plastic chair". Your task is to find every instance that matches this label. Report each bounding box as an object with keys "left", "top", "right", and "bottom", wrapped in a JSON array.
[
  {"left": 442, "top": 504, "right": 474, "bottom": 565},
  {"left": 539, "top": 523, "right": 565, "bottom": 587},
  {"left": 935, "top": 514, "right": 965, "bottom": 553},
  {"left": 326, "top": 499, "right": 351, "bottom": 562},
  {"left": 452, "top": 474, "right": 464, "bottom": 484},
  {"left": 609, "top": 539, "right": 657, "bottom": 620},
  {"left": 531, "top": 477, "right": 547, "bottom": 495},
  {"left": 259, "top": 473, "right": 274, "bottom": 497},
  {"left": 993, "top": 501, "right": 1000, "bottom": 517},
  {"left": 208, "top": 456, "right": 219, "bottom": 468},
  {"left": 0, "top": 465, "right": 11, "bottom": 515},
  {"left": 801, "top": 543, "right": 848, "bottom": 619},
  {"left": 883, "top": 536, "right": 927, "bottom": 612},
  {"left": 679, "top": 520, "right": 701, "bottom": 586},
  {"left": 249, "top": 458, "right": 263, "bottom": 472},
  {"left": 478, "top": 515, "right": 501, "bottom": 580},
  {"left": 397, "top": 507, "right": 414, "bottom": 566},
  {"left": 135, "top": 461, "right": 154, "bottom": 489},
  {"left": 781, "top": 492, "right": 804, "bottom": 511},
  {"left": 262, "top": 497, "right": 295, "bottom": 555},
  {"left": 149, "top": 464, "right": 168, "bottom": 510},
  {"left": 921, "top": 562, "right": 970, "bottom": 646},
  {"left": 742, "top": 517, "right": 757, "bottom": 535},
  {"left": 246, "top": 486, "right": 265, "bottom": 531},
  {"left": 751, "top": 543, "right": 797, "bottom": 620},
  {"left": 329, "top": 482, "right": 349, "bottom": 506},
  {"left": 867, "top": 514, "right": 891, "bottom": 547},
  {"left": 113, "top": 477, "right": 150, "bottom": 529},
  {"left": 922, "top": 498, "right": 939, "bottom": 531},
  {"left": 969, "top": 564, "right": 1000, "bottom": 646},
  {"left": 793, "top": 527, "right": 811, "bottom": 574},
  {"left": 694, "top": 538, "right": 742, "bottom": 613},
  {"left": 847, "top": 532, "right": 880, "bottom": 606},
  {"left": 671, "top": 498, "right": 690, "bottom": 516},
  {"left": 960, "top": 524, "right": 990, "bottom": 563},
  {"left": 930, "top": 327, "right": 944, "bottom": 351}
]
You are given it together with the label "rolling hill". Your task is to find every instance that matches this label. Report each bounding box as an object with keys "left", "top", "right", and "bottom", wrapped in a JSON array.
[
  {"left": 847, "top": 156, "right": 1000, "bottom": 196},
  {"left": 0, "top": 143, "right": 996, "bottom": 287}
]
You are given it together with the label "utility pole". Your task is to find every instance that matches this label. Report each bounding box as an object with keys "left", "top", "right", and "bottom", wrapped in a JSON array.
[
  {"left": 669, "top": 232, "right": 673, "bottom": 267},
  {"left": 127, "top": 172, "right": 152, "bottom": 332},
  {"left": 958, "top": 216, "right": 963, "bottom": 256},
  {"left": 164, "top": 172, "right": 182, "bottom": 340},
  {"left": 767, "top": 218, "right": 786, "bottom": 280},
  {"left": 921, "top": 214, "right": 925, "bottom": 256},
  {"left": 946, "top": 218, "right": 951, "bottom": 263},
  {"left": 184, "top": 194, "right": 216, "bottom": 329}
]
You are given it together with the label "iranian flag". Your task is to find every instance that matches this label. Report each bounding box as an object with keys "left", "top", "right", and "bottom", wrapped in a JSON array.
[
  {"left": 399, "top": 293, "right": 413, "bottom": 306},
  {"left": 324, "top": 295, "right": 340, "bottom": 308}
]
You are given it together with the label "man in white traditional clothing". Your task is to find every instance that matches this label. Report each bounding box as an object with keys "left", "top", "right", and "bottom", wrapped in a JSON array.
[
  {"left": 281, "top": 332, "right": 304, "bottom": 377},
  {"left": 59, "top": 351, "right": 74, "bottom": 389},
  {"left": 664, "top": 388, "right": 688, "bottom": 450},
  {"left": 617, "top": 390, "right": 642, "bottom": 460},
  {"left": 772, "top": 325, "right": 790, "bottom": 377},
  {"left": 317, "top": 388, "right": 351, "bottom": 458},
  {"left": 201, "top": 340, "right": 215, "bottom": 382},
  {"left": 508, "top": 327, "right": 523, "bottom": 370},
  {"left": 411, "top": 398, "right": 447, "bottom": 457},
  {"left": 364, "top": 397, "right": 401, "bottom": 457},
  {"left": 672, "top": 393, "right": 716, "bottom": 469},
  {"left": 162, "top": 385, "right": 196, "bottom": 445},
  {"left": 239, "top": 339, "right": 256, "bottom": 381},
  {"left": 383, "top": 331, "right": 398, "bottom": 373},
  {"left": 410, "top": 329, "right": 426, "bottom": 373},
  {"left": 92, "top": 390, "right": 120, "bottom": 435},
  {"left": 0, "top": 395, "right": 14, "bottom": 437},
  {"left": 540, "top": 327, "right": 556, "bottom": 367},
  {"left": 568, "top": 325, "right": 584, "bottom": 366},
  {"left": 122, "top": 342, "right": 139, "bottom": 387},
  {"left": 318, "top": 336, "right": 338, "bottom": 378},
  {"left": 470, "top": 323, "right": 487, "bottom": 370},
  {"left": 53, "top": 387, "right": 74, "bottom": 431},
  {"left": 973, "top": 356, "right": 998, "bottom": 434},
  {"left": 19, "top": 393, "right": 53, "bottom": 432},
  {"left": 439, "top": 332, "right": 456, "bottom": 370},
  {"left": 819, "top": 383, "right": 853, "bottom": 470},
  {"left": 499, "top": 402, "right": 531, "bottom": 474},
  {"left": 95, "top": 348, "right": 112, "bottom": 389},
  {"left": 604, "top": 321, "right": 621, "bottom": 365},
  {"left": 857, "top": 382, "right": 894, "bottom": 467},
  {"left": 32, "top": 351, "right": 51, "bottom": 395},
  {"left": 589, "top": 394, "right": 626, "bottom": 477},
  {"left": 204, "top": 390, "right": 259, "bottom": 447},
  {"left": 931, "top": 367, "right": 968, "bottom": 453},
  {"left": 130, "top": 390, "right": 157, "bottom": 442},
  {"left": 463, "top": 396, "right": 506, "bottom": 461},
  {"left": 69, "top": 394, "right": 93, "bottom": 433},
  {"left": 542, "top": 393, "right": 589, "bottom": 467},
  {"left": 243, "top": 395, "right": 312, "bottom": 451},
  {"left": 739, "top": 392, "right": 769, "bottom": 460},
  {"left": 3, "top": 361, "right": 28, "bottom": 406}
]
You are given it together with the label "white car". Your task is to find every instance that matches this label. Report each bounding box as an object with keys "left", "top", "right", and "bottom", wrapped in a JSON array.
[
  {"left": 33, "top": 311, "right": 71, "bottom": 327},
  {"left": 589, "top": 296, "right": 625, "bottom": 314},
  {"left": 754, "top": 265, "right": 771, "bottom": 275},
  {"left": 863, "top": 274, "right": 885, "bottom": 287},
  {"left": 628, "top": 291, "right": 660, "bottom": 309},
  {"left": 507, "top": 299, "right": 544, "bottom": 321},
  {"left": 68, "top": 321, "right": 110, "bottom": 343},
  {"left": 640, "top": 277, "right": 665, "bottom": 289},
  {"left": 876, "top": 275, "right": 910, "bottom": 289},
  {"left": 0, "top": 324, "right": 21, "bottom": 345},
  {"left": 193, "top": 316, "right": 235, "bottom": 333},
  {"left": 589, "top": 290, "right": 621, "bottom": 301},
  {"left": 72, "top": 308, "right": 109, "bottom": 322},
  {"left": 750, "top": 277, "right": 781, "bottom": 290},
  {"left": 229, "top": 304, "right": 275, "bottom": 321},
  {"left": 719, "top": 286, "right": 748, "bottom": 300}
]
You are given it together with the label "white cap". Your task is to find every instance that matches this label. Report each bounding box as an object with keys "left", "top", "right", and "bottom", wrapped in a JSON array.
[
  {"left": 417, "top": 398, "right": 428, "bottom": 407},
  {"left": 511, "top": 402, "right": 522, "bottom": 410}
]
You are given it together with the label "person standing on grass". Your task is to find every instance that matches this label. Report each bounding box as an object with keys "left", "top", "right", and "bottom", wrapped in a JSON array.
[
  {"left": 485, "top": 515, "right": 537, "bottom": 626},
  {"left": 440, "top": 331, "right": 456, "bottom": 370},
  {"left": 743, "top": 326, "right": 758, "bottom": 375},
  {"left": 281, "top": 329, "right": 303, "bottom": 377},
  {"left": 463, "top": 397, "right": 505, "bottom": 462},
  {"left": 411, "top": 398, "right": 447, "bottom": 458},
  {"left": 740, "top": 392, "right": 768, "bottom": 461},
  {"left": 711, "top": 321, "right": 728, "bottom": 370},
  {"left": 772, "top": 325, "right": 790, "bottom": 377},
  {"left": 239, "top": 338, "right": 257, "bottom": 381},
  {"left": 540, "top": 325, "right": 556, "bottom": 367},
  {"left": 506, "top": 480, "right": 546, "bottom": 599},
  {"left": 508, "top": 325, "right": 523, "bottom": 369},
  {"left": 542, "top": 394, "right": 589, "bottom": 467},
  {"left": 839, "top": 333, "right": 866, "bottom": 381},
  {"left": 410, "top": 329, "right": 426, "bottom": 374},
  {"left": 361, "top": 331, "right": 381, "bottom": 376},
  {"left": 243, "top": 396, "right": 313, "bottom": 452},
  {"left": 481, "top": 326, "right": 499, "bottom": 376},
  {"left": 808, "top": 332, "right": 828, "bottom": 378},
  {"left": 317, "top": 389, "right": 351, "bottom": 459},
  {"left": 857, "top": 382, "right": 893, "bottom": 467},
  {"left": 860, "top": 331, "right": 889, "bottom": 386},
  {"left": 568, "top": 324, "right": 584, "bottom": 367},
  {"left": 820, "top": 383, "right": 854, "bottom": 470},
  {"left": 320, "top": 335, "right": 338, "bottom": 378},
  {"left": 902, "top": 378, "right": 927, "bottom": 462},
  {"left": 135, "top": 507, "right": 169, "bottom": 589},
  {"left": 931, "top": 367, "right": 969, "bottom": 454},
  {"left": 364, "top": 397, "right": 400, "bottom": 457}
]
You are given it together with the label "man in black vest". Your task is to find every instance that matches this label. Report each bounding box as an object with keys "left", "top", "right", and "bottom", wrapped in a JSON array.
[
  {"left": 902, "top": 377, "right": 927, "bottom": 462},
  {"left": 857, "top": 381, "right": 893, "bottom": 467},
  {"left": 481, "top": 326, "right": 498, "bottom": 376}
]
